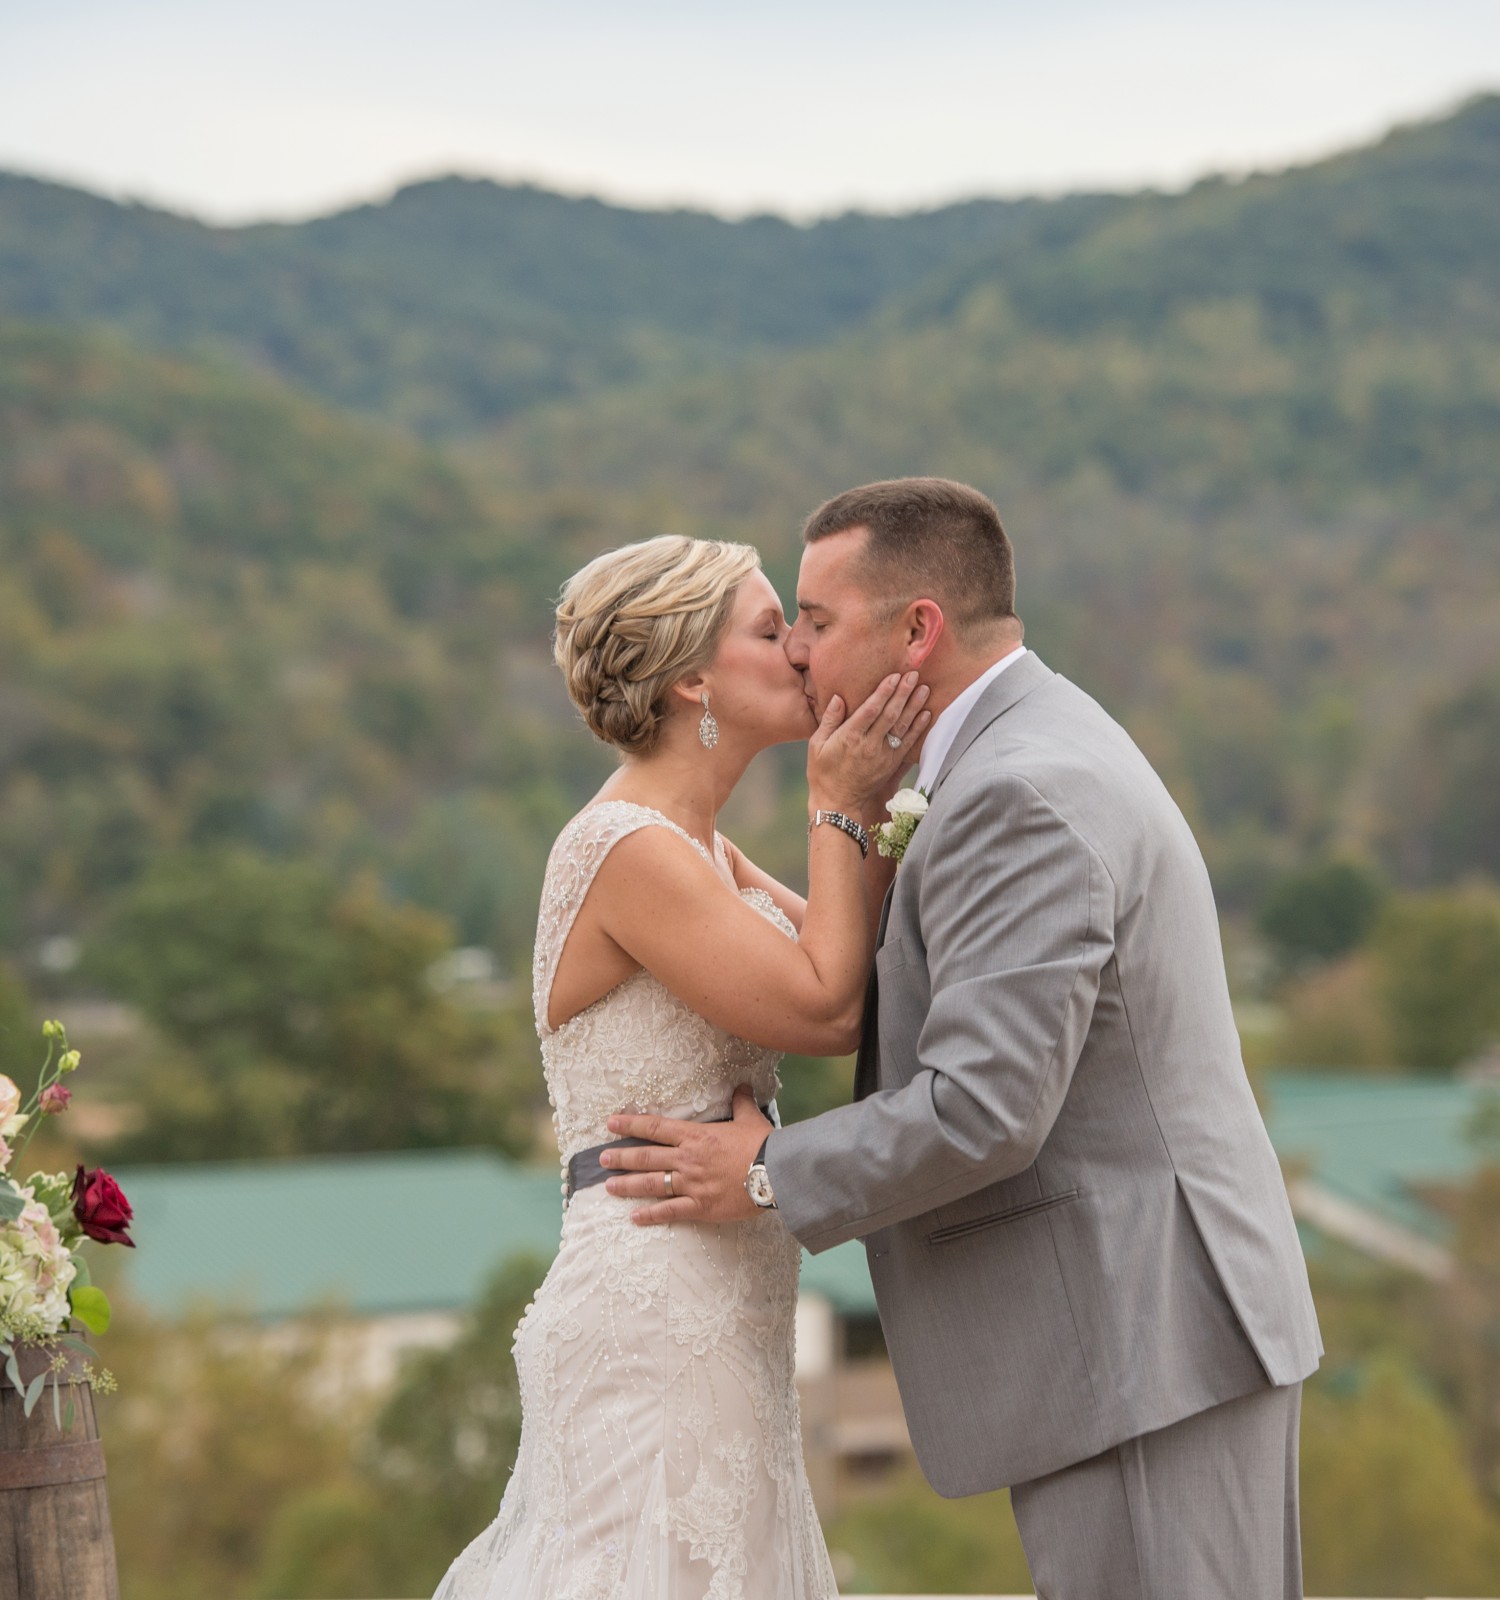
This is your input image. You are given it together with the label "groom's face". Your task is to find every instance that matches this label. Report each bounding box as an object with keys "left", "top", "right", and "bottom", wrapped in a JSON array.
[{"left": 787, "top": 527, "right": 909, "bottom": 720}]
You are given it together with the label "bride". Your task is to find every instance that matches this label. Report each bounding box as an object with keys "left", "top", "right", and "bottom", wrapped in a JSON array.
[{"left": 433, "top": 534, "right": 929, "bottom": 1599}]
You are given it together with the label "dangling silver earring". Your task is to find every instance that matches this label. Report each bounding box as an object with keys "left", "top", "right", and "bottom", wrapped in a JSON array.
[{"left": 698, "top": 691, "right": 719, "bottom": 750}]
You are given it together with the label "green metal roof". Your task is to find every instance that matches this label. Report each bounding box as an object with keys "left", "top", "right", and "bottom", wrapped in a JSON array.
[
  {"left": 109, "top": 1148, "right": 567, "bottom": 1322},
  {"left": 105, "top": 1073, "right": 1495, "bottom": 1325},
  {"left": 108, "top": 1146, "right": 880, "bottom": 1321},
  {"left": 1261, "top": 1070, "right": 1493, "bottom": 1244}
]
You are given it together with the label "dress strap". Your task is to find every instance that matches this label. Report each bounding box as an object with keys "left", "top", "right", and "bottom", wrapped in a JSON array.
[{"left": 531, "top": 802, "right": 715, "bottom": 1036}]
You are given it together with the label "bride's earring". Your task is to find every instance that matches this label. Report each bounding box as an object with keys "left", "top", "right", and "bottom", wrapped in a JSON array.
[{"left": 698, "top": 692, "right": 719, "bottom": 750}]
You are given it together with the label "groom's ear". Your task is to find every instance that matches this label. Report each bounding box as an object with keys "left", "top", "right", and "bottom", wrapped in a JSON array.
[{"left": 902, "top": 598, "right": 946, "bottom": 668}]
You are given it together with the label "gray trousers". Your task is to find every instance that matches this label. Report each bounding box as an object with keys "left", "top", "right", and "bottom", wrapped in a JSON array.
[{"left": 1009, "top": 1383, "right": 1303, "bottom": 1600}]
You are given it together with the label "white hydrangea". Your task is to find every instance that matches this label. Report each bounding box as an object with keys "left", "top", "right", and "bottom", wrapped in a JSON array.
[{"left": 0, "top": 1188, "right": 77, "bottom": 1340}]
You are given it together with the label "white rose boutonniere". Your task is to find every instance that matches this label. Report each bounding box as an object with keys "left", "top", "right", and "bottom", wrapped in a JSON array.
[{"left": 876, "top": 787, "right": 929, "bottom": 865}]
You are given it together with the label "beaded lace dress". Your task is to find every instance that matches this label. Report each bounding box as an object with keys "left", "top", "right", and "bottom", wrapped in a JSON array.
[{"left": 432, "top": 801, "right": 839, "bottom": 1600}]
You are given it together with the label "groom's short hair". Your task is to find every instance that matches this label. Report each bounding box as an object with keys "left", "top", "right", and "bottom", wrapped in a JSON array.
[{"left": 802, "top": 477, "right": 1018, "bottom": 634}]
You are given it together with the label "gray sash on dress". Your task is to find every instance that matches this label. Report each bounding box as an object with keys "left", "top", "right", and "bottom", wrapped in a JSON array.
[{"left": 565, "top": 1102, "right": 779, "bottom": 1201}]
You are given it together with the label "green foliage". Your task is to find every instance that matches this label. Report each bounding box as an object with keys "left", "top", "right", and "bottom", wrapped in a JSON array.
[
  {"left": 821, "top": 1470, "right": 1034, "bottom": 1595},
  {"left": 0, "top": 961, "right": 34, "bottom": 1087},
  {"left": 254, "top": 1254, "right": 549, "bottom": 1598},
  {"left": 1447, "top": 1164, "right": 1500, "bottom": 1496},
  {"left": 85, "top": 847, "right": 539, "bottom": 1159},
  {"left": 99, "top": 1256, "right": 548, "bottom": 1600},
  {"left": 0, "top": 170, "right": 1040, "bottom": 434},
  {"left": 1258, "top": 857, "right": 1387, "bottom": 971},
  {"left": 1275, "top": 954, "right": 1396, "bottom": 1069},
  {"left": 1387, "top": 665, "right": 1500, "bottom": 885},
  {"left": 100, "top": 1305, "right": 373, "bottom": 1600},
  {"left": 1371, "top": 884, "right": 1500, "bottom": 1070},
  {"left": 775, "top": 1052, "right": 856, "bottom": 1125},
  {"left": 1301, "top": 1358, "right": 1500, "bottom": 1595}
]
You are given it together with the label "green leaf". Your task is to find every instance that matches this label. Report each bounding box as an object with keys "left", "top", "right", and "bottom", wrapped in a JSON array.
[
  {"left": 23, "top": 1370, "right": 46, "bottom": 1416},
  {"left": 51, "top": 1373, "right": 61, "bottom": 1428},
  {"left": 63, "top": 1396, "right": 75, "bottom": 1433},
  {"left": 0, "top": 1177, "right": 26, "bottom": 1223},
  {"left": 69, "top": 1285, "right": 111, "bottom": 1335},
  {"left": 68, "top": 1253, "right": 91, "bottom": 1288},
  {"left": 4, "top": 1349, "right": 20, "bottom": 1395}
]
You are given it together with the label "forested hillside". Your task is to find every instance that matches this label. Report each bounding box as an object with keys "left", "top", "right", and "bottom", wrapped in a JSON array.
[
  {"left": 487, "top": 93, "right": 1500, "bottom": 904},
  {"left": 2, "top": 94, "right": 1497, "bottom": 975},
  {"left": 5, "top": 92, "right": 1500, "bottom": 1600},
  {"left": 0, "top": 170, "right": 1092, "bottom": 432},
  {"left": 0, "top": 321, "right": 606, "bottom": 971},
  {"left": 0, "top": 93, "right": 1495, "bottom": 1112}
]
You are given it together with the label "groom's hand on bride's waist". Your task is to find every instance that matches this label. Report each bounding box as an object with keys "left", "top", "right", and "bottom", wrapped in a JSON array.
[{"left": 602, "top": 1085, "right": 770, "bottom": 1225}]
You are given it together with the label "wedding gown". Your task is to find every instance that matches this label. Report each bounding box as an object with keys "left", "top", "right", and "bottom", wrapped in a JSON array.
[{"left": 433, "top": 801, "right": 839, "bottom": 1600}]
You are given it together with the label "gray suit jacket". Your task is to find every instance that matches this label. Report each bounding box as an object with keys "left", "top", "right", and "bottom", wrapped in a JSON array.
[{"left": 769, "top": 652, "right": 1321, "bottom": 1494}]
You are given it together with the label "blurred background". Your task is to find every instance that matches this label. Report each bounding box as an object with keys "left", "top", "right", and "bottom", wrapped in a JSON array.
[{"left": 3, "top": 1, "right": 1500, "bottom": 1594}]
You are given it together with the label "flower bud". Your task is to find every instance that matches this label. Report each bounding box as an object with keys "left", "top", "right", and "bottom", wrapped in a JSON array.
[
  {"left": 42, "top": 1020, "right": 60, "bottom": 1039},
  {"left": 59, "top": 1050, "right": 82, "bottom": 1074},
  {"left": 40, "top": 1083, "right": 72, "bottom": 1116}
]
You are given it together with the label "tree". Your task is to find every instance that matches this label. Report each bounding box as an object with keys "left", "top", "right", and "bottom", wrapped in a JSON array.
[
  {"left": 1258, "top": 857, "right": 1387, "bottom": 972},
  {"left": 252, "top": 1253, "right": 549, "bottom": 1598},
  {"left": 1370, "top": 884, "right": 1500, "bottom": 1070},
  {"left": 85, "top": 847, "right": 535, "bottom": 1159},
  {"left": 98, "top": 1305, "right": 369, "bottom": 1600},
  {"left": 1300, "top": 1358, "right": 1500, "bottom": 1596},
  {"left": 821, "top": 1467, "right": 1035, "bottom": 1595}
]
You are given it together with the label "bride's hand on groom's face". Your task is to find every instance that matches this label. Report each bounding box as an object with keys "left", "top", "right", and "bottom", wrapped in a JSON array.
[
  {"left": 808, "top": 671, "right": 931, "bottom": 818},
  {"left": 600, "top": 1086, "right": 770, "bottom": 1226}
]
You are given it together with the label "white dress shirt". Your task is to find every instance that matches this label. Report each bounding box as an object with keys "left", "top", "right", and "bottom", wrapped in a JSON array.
[{"left": 914, "top": 645, "right": 1028, "bottom": 796}]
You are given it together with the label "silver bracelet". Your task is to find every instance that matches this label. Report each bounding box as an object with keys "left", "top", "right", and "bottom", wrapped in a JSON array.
[{"left": 809, "top": 809, "right": 870, "bottom": 859}]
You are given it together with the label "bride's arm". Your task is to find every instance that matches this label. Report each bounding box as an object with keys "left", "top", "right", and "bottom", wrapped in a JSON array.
[
  {"left": 724, "top": 830, "right": 897, "bottom": 953},
  {"left": 591, "top": 677, "right": 928, "bottom": 1056},
  {"left": 719, "top": 838, "right": 807, "bottom": 932}
]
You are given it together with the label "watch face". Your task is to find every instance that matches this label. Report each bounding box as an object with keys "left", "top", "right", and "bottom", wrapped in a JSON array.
[{"left": 747, "top": 1166, "right": 776, "bottom": 1207}]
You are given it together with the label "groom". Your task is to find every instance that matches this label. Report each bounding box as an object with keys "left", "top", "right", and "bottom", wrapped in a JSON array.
[{"left": 602, "top": 477, "right": 1321, "bottom": 1599}]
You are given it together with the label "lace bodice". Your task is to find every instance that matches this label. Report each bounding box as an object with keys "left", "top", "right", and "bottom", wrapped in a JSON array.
[{"left": 533, "top": 801, "right": 791, "bottom": 1182}]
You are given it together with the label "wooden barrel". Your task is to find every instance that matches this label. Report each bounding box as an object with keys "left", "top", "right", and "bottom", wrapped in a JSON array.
[{"left": 0, "top": 1341, "right": 120, "bottom": 1600}]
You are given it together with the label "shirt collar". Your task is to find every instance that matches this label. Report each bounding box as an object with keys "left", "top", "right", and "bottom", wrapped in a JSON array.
[{"left": 915, "top": 645, "right": 1028, "bottom": 796}]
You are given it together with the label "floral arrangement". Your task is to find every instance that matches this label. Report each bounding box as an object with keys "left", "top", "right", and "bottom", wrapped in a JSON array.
[
  {"left": 0, "top": 1021, "right": 133, "bottom": 1426},
  {"left": 875, "top": 786, "right": 929, "bottom": 865}
]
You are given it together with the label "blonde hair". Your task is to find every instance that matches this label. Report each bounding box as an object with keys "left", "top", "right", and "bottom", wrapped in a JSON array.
[{"left": 553, "top": 535, "right": 762, "bottom": 756}]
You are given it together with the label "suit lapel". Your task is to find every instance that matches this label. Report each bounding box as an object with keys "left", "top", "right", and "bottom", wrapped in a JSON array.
[
  {"left": 931, "top": 650, "right": 1053, "bottom": 797},
  {"left": 853, "top": 654, "right": 1053, "bottom": 1101}
]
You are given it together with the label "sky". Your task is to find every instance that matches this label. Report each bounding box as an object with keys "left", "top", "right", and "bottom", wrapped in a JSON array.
[{"left": 4, "top": 0, "right": 1500, "bottom": 224}]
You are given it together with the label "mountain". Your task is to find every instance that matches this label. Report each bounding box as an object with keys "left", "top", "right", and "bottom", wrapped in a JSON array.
[
  {"left": 0, "top": 170, "right": 1112, "bottom": 434},
  {"left": 477, "top": 95, "right": 1500, "bottom": 900},
  {"left": 0, "top": 92, "right": 1496, "bottom": 969},
  {"left": 0, "top": 320, "right": 607, "bottom": 965}
]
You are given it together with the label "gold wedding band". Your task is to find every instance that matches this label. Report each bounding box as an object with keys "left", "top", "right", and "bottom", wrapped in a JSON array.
[{"left": 663, "top": 1171, "right": 674, "bottom": 1195}]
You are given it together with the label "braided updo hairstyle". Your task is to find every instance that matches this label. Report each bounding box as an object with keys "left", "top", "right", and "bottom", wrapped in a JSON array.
[{"left": 553, "top": 535, "right": 762, "bottom": 756}]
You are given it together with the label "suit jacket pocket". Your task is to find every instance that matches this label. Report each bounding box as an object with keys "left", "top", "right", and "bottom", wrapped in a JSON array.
[
  {"left": 926, "top": 1187, "right": 1081, "bottom": 1245},
  {"left": 875, "top": 934, "right": 911, "bottom": 974}
]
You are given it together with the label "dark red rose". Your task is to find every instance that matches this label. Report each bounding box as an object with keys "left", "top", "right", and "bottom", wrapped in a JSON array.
[{"left": 72, "top": 1165, "right": 136, "bottom": 1248}]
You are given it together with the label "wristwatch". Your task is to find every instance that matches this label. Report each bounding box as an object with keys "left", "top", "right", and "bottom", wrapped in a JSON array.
[
  {"left": 745, "top": 1137, "right": 777, "bottom": 1209},
  {"left": 809, "top": 809, "right": 870, "bottom": 859}
]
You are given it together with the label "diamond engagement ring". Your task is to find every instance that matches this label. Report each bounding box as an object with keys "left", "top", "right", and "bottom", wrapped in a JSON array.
[{"left": 886, "top": 733, "right": 903, "bottom": 749}]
